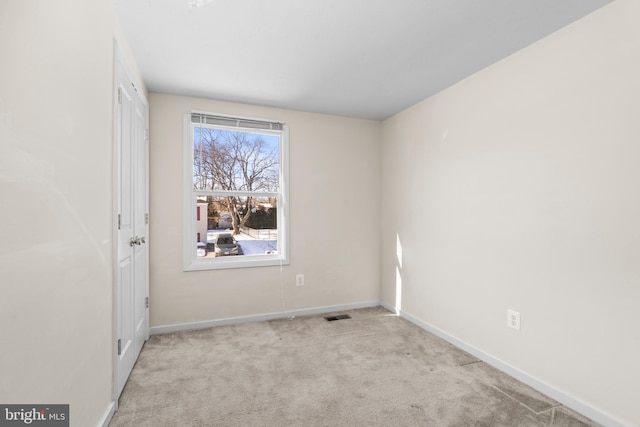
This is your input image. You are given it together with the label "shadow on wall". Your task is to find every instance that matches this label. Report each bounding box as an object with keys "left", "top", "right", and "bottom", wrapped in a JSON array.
[{"left": 395, "top": 234, "right": 403, "bottom": 314}]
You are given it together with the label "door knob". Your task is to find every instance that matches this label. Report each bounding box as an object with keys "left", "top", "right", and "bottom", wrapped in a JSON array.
[{"left": 129, "top": 236, "right": 146, "bottom": 246}]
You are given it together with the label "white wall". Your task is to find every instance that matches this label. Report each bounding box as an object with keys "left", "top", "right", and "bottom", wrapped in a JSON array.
[
  {"left": 0, "top": 1, "right": 119, "bottom": 426},
  {"left": 381, "top": 1, "right": 640, "bottom": 425},
  {"left": 149, "top": 93, "right": 381, "bottom": 327}
]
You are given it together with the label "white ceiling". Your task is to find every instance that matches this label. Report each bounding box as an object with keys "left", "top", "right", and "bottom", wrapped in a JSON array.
[{"left": 113, "top": 0, "right": 612, "bottom": 120}]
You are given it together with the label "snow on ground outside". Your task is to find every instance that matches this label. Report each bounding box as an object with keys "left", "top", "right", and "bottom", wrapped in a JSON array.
[{"left": 208, "top": 230, "right": 277, "bottom": 255}]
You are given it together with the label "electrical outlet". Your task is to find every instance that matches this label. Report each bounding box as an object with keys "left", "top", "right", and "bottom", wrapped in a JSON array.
[
  {"left": 296, "top": 274, "right": 304, "bottom": 286},
  {"left": 507, "top": 309, "right": 521, "bottom": 331}
]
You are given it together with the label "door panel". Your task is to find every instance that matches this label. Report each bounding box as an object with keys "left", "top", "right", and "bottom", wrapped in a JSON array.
[
  {"left": 133, "top": 101, "right": 148, "bottom": 357},
  {"left": 117, "top": 256, "right": 134, "bottom": 376},
  {"left": 114, "top": 50, "right": 149, "bottom": 399}
]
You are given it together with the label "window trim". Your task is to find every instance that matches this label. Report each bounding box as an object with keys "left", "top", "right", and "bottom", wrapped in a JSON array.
[{"left": 182, "top": 112, "right": 289, "bottom": 271}]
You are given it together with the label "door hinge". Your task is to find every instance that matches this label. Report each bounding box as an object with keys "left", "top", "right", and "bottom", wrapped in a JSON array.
[
  {"left": 145, "top": 297, "right": 149, "bottom": 309},
  {"left": 144, "top": 129, "right": 149, "bottom": 140},
  {"left": 117, "top": 339, "right": 122, "bottom": 356},
  {"left": 117, "top": 213, "right": 121, "bottom": 229},
  {"left": 145, "top": 213, "right": 149, "bottom": 224},
  {"left": 117, "top": 87, "right": 122, "bottom": 104}
]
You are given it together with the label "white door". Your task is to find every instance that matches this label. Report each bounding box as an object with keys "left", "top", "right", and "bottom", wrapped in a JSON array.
[{"left": 114, "top": 48, "right": 149, "bottom": 400}]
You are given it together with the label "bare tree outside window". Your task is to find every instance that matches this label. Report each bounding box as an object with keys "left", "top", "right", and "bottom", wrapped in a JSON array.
[{"left": 194, "top": 128, "right": 280, "bottom": 236}]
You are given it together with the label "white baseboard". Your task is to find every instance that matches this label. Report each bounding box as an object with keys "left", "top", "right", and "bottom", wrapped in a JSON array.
[
  {"left": 149, "top": 301, "right": 381, "bottom": 335},
  {"left": 399, "top": 309, "right": 627, "bottom": 427},
  {"left": 379, "top": 301, "right": 398, "bottom": 314},
  {"left": 97, "top": 401, "right": 116, "bottom": 427}
]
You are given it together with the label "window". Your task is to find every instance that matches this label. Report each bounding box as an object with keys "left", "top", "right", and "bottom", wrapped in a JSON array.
[{"left": 183, "top": 112, "right": 289, "bottom": 270}]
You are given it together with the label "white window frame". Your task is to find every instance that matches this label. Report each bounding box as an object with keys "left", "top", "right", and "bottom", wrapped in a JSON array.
[{"left": 183, "top": 111, "right": 289, "bottom": 271}]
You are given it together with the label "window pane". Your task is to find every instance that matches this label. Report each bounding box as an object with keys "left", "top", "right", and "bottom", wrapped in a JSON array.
[
  {"left": 195, "top": 195, "right": 278, "bottom": 258},
  {"left": 193, "top": 128, "right": 280, "bottom": 192}
]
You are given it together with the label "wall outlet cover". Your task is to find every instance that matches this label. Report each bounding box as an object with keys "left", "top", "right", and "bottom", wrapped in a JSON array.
[{"left": 507, "top": 309, "right": 521, "bottom": 331}]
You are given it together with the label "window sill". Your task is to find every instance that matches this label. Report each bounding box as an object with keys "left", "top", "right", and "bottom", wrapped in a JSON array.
[{"left": 183, "top": 254, "right": 289, "bottom": 271}]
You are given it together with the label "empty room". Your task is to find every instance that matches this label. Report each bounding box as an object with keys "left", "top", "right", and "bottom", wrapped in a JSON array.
[{"left": 1, "top": 0, "right": 639, "bottom": 426}]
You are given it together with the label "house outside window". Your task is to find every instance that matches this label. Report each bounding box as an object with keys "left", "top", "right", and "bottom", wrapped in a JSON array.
[{"left": 183, "top": 112, "right": 289, "bottom": 270}]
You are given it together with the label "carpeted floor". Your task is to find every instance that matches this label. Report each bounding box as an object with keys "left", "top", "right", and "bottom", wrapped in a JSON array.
[{"left": 109, "top": 306, "right": 600, "bottom": 426}]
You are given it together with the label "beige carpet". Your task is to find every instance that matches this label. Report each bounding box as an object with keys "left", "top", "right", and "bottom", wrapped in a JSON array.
[{"left": 109, "top": 306, "right": 599, "bottom": 427}]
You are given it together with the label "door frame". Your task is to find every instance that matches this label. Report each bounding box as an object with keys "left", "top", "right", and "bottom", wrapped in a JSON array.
[{"left": 112, "top": 40, "right": 150, "bottom": 402}]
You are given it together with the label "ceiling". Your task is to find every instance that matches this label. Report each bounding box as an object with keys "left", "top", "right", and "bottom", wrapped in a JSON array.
[{"left": 113, "top": 0, "right": 612, "bottom": 120}]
